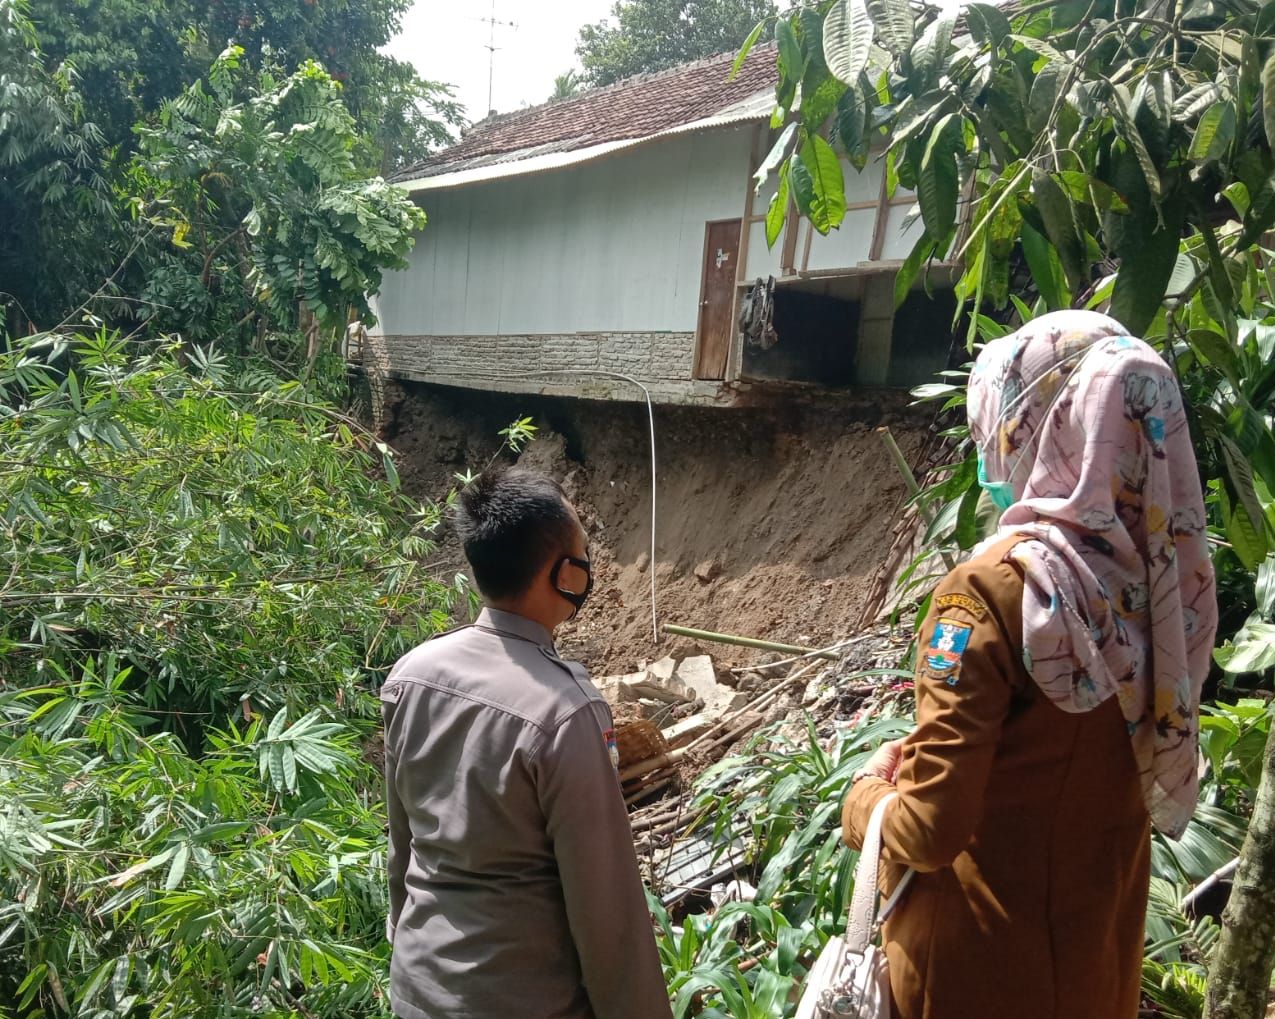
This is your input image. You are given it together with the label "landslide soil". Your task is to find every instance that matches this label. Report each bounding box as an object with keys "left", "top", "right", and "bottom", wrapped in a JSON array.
[{"left": 383, "top": 383, "right": 930, "bottom": 676}]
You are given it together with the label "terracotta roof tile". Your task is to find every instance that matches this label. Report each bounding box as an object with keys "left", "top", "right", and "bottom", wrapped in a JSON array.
[{"left": 394, "top": 44, "right": 778, "bottom": 182}]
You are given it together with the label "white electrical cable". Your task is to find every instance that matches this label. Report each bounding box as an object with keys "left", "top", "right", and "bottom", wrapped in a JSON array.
[{"left": 413, "top": 368, "right": 661, "bottom": 644}]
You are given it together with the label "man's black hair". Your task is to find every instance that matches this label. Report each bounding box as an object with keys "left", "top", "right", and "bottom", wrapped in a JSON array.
[{"left": 451, "top": 464, "right": 577, "bottom": 600}]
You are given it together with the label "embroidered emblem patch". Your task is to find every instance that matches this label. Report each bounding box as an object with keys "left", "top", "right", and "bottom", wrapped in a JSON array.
[
  {"left": 934, "top": 593, "right": 988, "bottom": 621},
  {"left": 926, "top": 618, "right": 972, "bottom": 683},
  {"left": 603, "top": 727, "right": 619, "bottom": 770}
]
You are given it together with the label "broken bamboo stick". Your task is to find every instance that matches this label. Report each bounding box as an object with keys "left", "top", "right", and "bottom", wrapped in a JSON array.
[
  {"left": 625, "top": 775, "right": 675, "bottom": 806},
  {"left": 661, "top": 624, "right": 842, "bottom": 660}
]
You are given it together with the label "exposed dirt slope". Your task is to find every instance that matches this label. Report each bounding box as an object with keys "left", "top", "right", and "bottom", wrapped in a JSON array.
[{"left": 384, "top": 383, "right": 931, "bottom": 675}]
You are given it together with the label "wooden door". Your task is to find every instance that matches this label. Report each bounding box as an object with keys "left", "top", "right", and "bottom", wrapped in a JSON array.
[{"left": 693, "top": 219, "right": 741, "bottom": 381}]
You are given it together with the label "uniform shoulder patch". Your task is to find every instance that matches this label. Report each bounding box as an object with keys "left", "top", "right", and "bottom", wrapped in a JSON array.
[
  {"left": 926, "top": 618, "right": 973, "bottom": 685},
  {"left": 934, "top": 592, "right": 989, "bottom": 621},
  {"left": 603, "top": 727, "right": 619, "bottom": 770}
]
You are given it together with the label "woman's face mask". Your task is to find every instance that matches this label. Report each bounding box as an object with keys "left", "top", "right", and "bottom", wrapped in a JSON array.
[{"left": 977, "top": 449, "right": 1016, "bottom": 513}]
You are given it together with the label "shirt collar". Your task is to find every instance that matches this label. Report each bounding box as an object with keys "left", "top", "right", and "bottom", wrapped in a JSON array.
[{"left": 476, "top": 607, "right": 554, "bottom": 649}]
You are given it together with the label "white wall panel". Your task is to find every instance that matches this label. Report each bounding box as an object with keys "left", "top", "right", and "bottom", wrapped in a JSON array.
[{"left": 376, "top": 126, "right": 755, "bottom": 336}]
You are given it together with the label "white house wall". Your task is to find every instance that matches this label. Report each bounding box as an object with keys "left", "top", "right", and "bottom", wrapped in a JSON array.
[{"left": 375, "top": 126, "right": 755, "bottom": 338}]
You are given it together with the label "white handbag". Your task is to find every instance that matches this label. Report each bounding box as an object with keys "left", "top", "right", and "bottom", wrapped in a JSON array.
[{"left": 795, "top": 793, "right": 914, "bottom": 1019}]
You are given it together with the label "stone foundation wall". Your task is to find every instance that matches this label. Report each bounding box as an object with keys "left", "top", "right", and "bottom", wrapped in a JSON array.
[{"left": 365, "top": 331, "right": 697, "bottom": 385}]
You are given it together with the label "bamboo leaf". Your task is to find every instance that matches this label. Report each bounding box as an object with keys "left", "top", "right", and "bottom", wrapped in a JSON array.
[
  {"left": 164, "top": 843, "right": 189, "bottom": 891},
  {"left": 822, "top": 0, "right": 874, "bottom": 86}
]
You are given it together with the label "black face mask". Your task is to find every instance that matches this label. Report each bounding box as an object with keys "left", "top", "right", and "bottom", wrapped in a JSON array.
[{"left": 550, "top": 554, "right": 593, "bottom": 619}]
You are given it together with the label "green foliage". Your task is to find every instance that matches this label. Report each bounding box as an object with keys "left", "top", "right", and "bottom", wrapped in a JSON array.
[
  {"left": 577, "top": 0, "right": 777, "bottom": 87},
  {"left": 0, "top": 330, "right": 448, "bottom": 719},
  {"left": 551, "top": 70, "right": 585, "bottom": 101},
  {"left": 2, "top": 0, "right": 447, "bottom": 353},
  {"left": 757, "top": 6, "right": 1275, "bottom": 1008},
  {"left": 654, "top": 714, "right": 912, "bottom": 1017},
  {"left": 25, "top": 0, "right": 460, "bottom": 171},
  {"left": 136, "top": 48, "right": 428, "bottom": 347},
  {"left": 760, "top": 0, "right": 1275, "bottom": 676},
  {"left": 0, "top": 329, "right": 456, "bottom": 1014},
  {"left": 0, "top": 0, "right": 116, "bottom": 331},
  {"left": 0, "top": 694, "right": 393, "bottom": 1017}
]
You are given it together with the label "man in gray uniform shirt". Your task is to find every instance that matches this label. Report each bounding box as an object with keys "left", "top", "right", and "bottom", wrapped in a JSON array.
[{"left": 380, "top": 464, "right": 672, "bottom": 1019}]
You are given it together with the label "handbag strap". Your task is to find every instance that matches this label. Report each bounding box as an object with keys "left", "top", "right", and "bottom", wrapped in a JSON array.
[{"left": 846, "top": 792, "right": 915, "bottom": 952}]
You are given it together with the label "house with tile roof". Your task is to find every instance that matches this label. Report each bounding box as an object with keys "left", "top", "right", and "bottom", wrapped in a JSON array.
[{"left": 363, "top": 45, "right": 958, "bottom": 406}]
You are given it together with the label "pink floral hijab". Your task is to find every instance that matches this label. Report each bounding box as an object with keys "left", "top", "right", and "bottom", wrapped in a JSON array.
[{"left": 967, "top": 309, "right": 1217, "bottom": 838}]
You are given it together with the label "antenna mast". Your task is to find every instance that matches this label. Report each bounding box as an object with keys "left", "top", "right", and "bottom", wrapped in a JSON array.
[{"left": 478, "top": 0, "right": 517, "bottom": 115}]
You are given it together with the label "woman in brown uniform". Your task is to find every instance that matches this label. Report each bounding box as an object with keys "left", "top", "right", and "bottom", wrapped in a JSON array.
[{"left": 843, "top": 310, "right": 1218, "bottom": 1019}]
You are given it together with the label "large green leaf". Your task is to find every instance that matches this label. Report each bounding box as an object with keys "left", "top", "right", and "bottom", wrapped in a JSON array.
[
  {"left": 866, "top": 0, "right": 915, "bottom": 56},
  {"left": 1188, "top": 102, "right": 1236, "bottom": 167},
  {"left": 754, "top": 122, "right": 796, "bottom": 193},
  {"left": 1221, "top": 435, "right": 1269, "bottom": 548},
  {"left": 964, "top": 3, "right": 1012, "bottom": 48},
  {"left": 908, "top": 12, "right": 956, "bottom": 94},
  {"left": 1021, "top": 221, "right": 1070, "bottom": 310},
  {"left": 833, "top": 84, "right": 867, "bottom": 165},
  {"left": 918, "top": 113, "right": 962, "bottom": 241},
  {"left": 1215, "top": 621, "right": 1275, "bottom": 674},
  {"left": 766, "top": 169, "right": 790, "bottom": 248},
  {"left": 893, "top": 235, "right": 938, "bottom": 309},
  {"left": 794, "top": 135, "right": 847, "bottom": 234},
  {"left": 731, "top": 21, "right": 767, "bottom": 81},
  {"left": 1133, "top": 70, "right": 1173, "bottom": 164},
  {"left": 1256, "top": 555, "right": 1275, "bottom": 619},
  {"left": 1031, "top": 168, "right": 1087, "bottom": 294},
  {"left": 1109, "top": 201, "right": 1183, "bottom": 335},
  {"left": 822, "top": 0, "right": 873, "bottom": 87},
  {"left": 1027, "top": 61, "right": 1063, "bottom": 134},
  {"left": 1263, "top": 51, "right": 1275, "bottom": 150},
  {"left": 1111, "top": 90, "right": 1163, "bottom": 199}
]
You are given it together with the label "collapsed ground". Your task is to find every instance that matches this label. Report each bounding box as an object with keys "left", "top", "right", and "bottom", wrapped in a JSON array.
[{"left": 381, "top": 380, "right": 936, "bottom": 675}]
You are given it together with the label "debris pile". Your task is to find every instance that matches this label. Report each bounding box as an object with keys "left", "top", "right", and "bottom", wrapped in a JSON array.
[
  {"left": 616, "top": 622, "right": 917, "bottom": 907},
  {"left": 596, "top": 654, "right": 759, "bottom": 804}
]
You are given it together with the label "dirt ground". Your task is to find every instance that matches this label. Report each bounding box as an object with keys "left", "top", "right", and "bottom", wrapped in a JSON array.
[{"left": 383, "top": 381, "right": 933, "bottom": 676}]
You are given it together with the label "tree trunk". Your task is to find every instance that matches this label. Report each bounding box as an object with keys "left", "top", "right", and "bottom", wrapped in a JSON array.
[{"left": 1205, "top": 722, "right": 1275, "bottom": 1019}]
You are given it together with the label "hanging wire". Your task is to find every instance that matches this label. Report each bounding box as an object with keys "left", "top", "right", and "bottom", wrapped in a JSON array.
[{"left": 421, "top": 368, "right": 661, "bottom": 645}]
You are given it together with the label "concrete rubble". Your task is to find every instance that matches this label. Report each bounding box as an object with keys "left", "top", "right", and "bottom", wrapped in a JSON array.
[{"left": 595, "top": 654, "right": 750, "bottom": 719}]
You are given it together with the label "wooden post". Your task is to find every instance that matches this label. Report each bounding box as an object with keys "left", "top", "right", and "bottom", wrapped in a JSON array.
[{"left": 1204, "top": 723, "right": 1275, "bottom": 1019}]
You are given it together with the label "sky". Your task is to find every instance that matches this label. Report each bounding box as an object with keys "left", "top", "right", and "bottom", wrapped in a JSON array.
[
  {"left": 386, "top": 1, "right": 616, "bottom": 123},
  {"left": 386, "top": 1, "right": 969, "bottom": 127}
]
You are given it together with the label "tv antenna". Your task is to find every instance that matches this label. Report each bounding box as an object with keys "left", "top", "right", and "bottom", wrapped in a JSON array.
[{"left": 477, "top": 0, "right": 517, "bottom": 115}]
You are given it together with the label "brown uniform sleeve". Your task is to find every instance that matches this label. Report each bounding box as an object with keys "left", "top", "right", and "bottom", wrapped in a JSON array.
[
  {"left": 536, "top": 702, "right": 674, "bottom": 1019},
  {"left": 843, "top": 555, "right": 1026, "bottom": 872}
]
